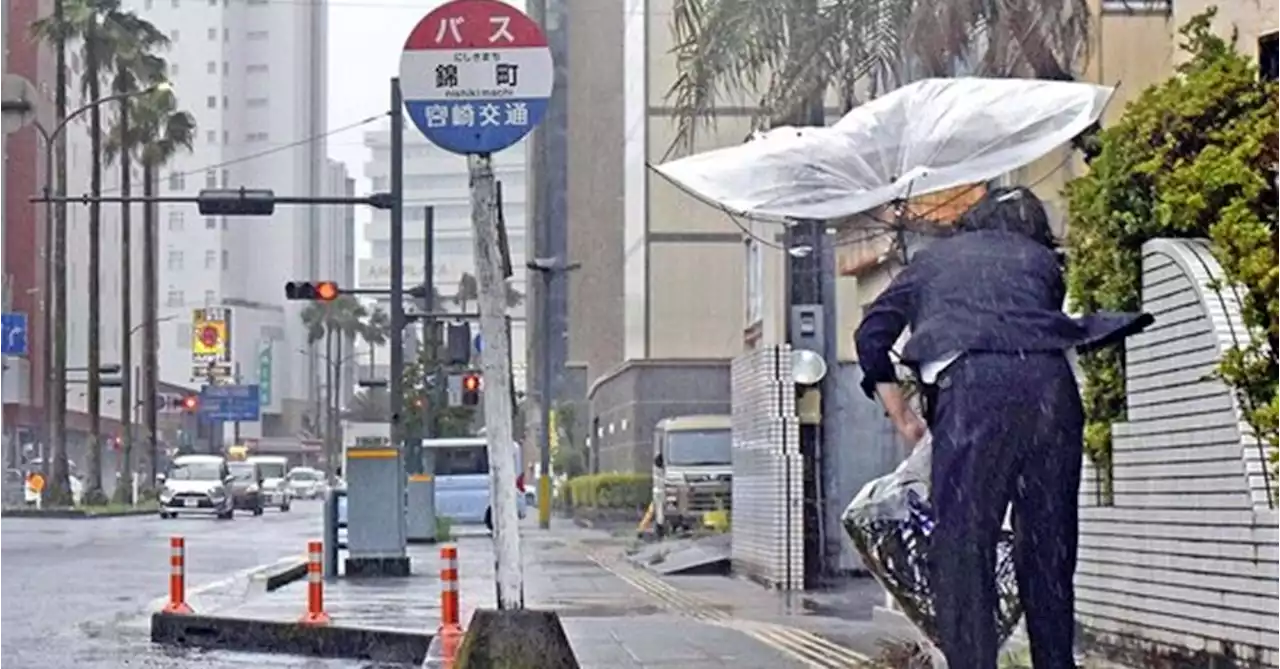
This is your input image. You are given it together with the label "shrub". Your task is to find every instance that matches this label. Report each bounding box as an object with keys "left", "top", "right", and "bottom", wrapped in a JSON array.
[
  {"left": 566, "top": 473, "right": 651, "bottom": 509},
  {"left": 1064, "top": 9, "right": 1278, "bottom": 492}
]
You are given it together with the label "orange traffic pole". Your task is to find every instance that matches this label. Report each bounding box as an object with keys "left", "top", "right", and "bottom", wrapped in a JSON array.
[
  {"left": 438, "top": 544, "right": 464, "bottom": 663},
  {"left": 300, "top": 540, "right": 330, "bottom": 625},
  {"left": 162, "top": 536, "right": 193, "bottom": 614}
]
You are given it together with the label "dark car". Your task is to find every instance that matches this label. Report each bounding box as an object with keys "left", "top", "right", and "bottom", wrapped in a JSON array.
[{"left": 227, "top": 461, "right": 265, "bottom": 516}]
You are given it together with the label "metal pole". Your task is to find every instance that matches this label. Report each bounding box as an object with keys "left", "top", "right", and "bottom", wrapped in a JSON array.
[
  {"left": 389, "top": 78, "right": 408, "bottom": 546},
  {"left": 422, "top": 205, "right": 434, "bottom": 441},
  {"left": 232, "top": 362, "right": 241, "bottom": 445},
  {"left": 324, "top": 328, "right": 334, "bottom": 474},
  {"left": 41, "top": 139, "right": 54, "bottom": 485},
  {"left": 537, "top": 269, "right": 553, "bottom": 530}
]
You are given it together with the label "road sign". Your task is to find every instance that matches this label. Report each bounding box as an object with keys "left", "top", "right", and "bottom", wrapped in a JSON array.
[
  {"left": 191, "top": 307, "right": 232, "bottom": 366},
  {"left": 26, "top": 472, "right": 44, "bottom": 494},
  {"left": 473, "top": 333, "right": 482, "bottom": 353},
  {"left": 2, "top": 74, "right": 39, "bottom": 135},
  {"left": 258, "top": 342, "right": 273, "bottom": 407},
  {"left": 198, "top": 384, "right": 262, "bottom": 422},
  {"left": 399, "top": 0, "right": 554, "bottom": 155},
  {"left": 1, "top": 312, "right": 28, "bottom": 356}
]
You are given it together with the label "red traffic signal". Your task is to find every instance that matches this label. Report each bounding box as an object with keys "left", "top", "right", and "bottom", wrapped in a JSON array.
[
  {"left": 180, "top": 395, "right": 199, "bottom": 412},
  {"left": 461, "top": 373, "right": 481, "bottom": 406},
  {"left": 284, "top": 281, "right": 340, "bottom": 301}
]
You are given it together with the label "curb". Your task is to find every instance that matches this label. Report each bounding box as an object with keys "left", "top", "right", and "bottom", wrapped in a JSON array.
[
  {"left": 261, "top": 558, "right": 309, "bottom": 592},
  {"left": 0, "top": 507, "right": 158, "bottom": 519},
  {"left": 150, "top": 611, "right": 434, "bottom": 664}
]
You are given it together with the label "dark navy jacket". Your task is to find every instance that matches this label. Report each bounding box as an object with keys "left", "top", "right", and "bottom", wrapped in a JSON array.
[{"left": 854, "top": 230, "right": 1152, "bottom": 397}]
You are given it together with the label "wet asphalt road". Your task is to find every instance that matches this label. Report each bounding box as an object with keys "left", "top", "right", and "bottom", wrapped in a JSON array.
[{"left": 1, "top": 500, "right": 359, "bottom": 668}]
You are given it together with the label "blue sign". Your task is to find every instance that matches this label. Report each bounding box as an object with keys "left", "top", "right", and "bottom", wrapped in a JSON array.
[
  {"left": 473, "top": 333, "right": 483, "bottom": 353},
  {"left": 1, "top": 312, "right": 28, "bottom": 356},
  {"left": 399, "top": 0, "right": 553, "bottom": 155},
  {"left": 199, "top": 384, "right": 262, "bottom": 422}
]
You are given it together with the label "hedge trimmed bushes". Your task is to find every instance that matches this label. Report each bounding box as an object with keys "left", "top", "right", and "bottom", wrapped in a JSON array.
[{"left": 565, "top": 473, "right": 651, "bottom": 509}]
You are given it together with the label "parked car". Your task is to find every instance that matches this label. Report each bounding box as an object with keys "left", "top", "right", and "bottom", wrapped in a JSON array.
[
  {"left": 159, "top": 455, "right": 234, "bottom": 520},
  {"left": 246, "top": 455, "right": 291, "bottom": 512},
  {"left": 424, "top": 437, "right": 526, "bottom": 532},
  {"left": 226, "top": 461, "right": 265, "bottom": 515},
  {"left": 285, "top": 467, "right": 326, "bottom": 500}
]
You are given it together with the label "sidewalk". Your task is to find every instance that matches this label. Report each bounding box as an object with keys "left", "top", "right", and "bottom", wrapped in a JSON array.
[{"left": 213, "top": 520, "right": 905, "bottom": 668}]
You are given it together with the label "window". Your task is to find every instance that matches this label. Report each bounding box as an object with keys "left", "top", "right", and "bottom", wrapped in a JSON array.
[
  {"left": 175, "top": 322, "right": 190, "bottom": 349},
  {"left": 167, "top": 250, "right": 184, "bottom": 270},
  {"left": 221, "top": 169, "right": 230, "bottom": 186},
  {"left": 203, "top": 171, "right": 216, "bottom": 189},
  {"left": 223, "top": 28, "right": 230, "bottom": 42},
  {"left": 205, "top": 250, "right": 217, "bottom": 269},
  {"left": 223, "top": 130, "right": 230, "bottom": 144},
  {"left": 246, "top": 97, "right": 268, "bottom": 109},
  {"left": 167, "top": 210, "right": 184, "bottom": 231},
  {"left": 1261, "top": 33, "right": 1278, "bottom": 82},
  {"left": 204, "top": 290, "right": 217, "bottom": 305},
  {"left": 207, "top": 27, "right": 217, "bottom": 41},
  {"left": 221, "top": 250, "right": 229, "bottom": 270},
  {"left": 208, "top": 0, "right": 216, "bottom": 5},
  {"left": 222, "top": 95, "right": 229, "bottom": 108},
  {"left": 206, "top": 130, "right": 217, "bottom": 144},
  {"left": 246, "top": 63, "right": 268, "bottom": 74},
  {"left": 205, "top": 217, "right": 217, "bottom": 230},
  {"left": 144, "top": 0, "right": 153, "bottom": 8},
  {"left": 206, "top": 61, "right": 216, "bottom": 74},
  {"left": 222, "top": 61, "right": 229, "bottom": 75},
  {"left": 245, "top": 132, "right": 268, "bottom": 142},
  {"left": 171, "top": 0, "right": 179, "bottom": 6},
  {"left": 221, "top": 217, "right": 228, "bottom": 230},
  {"left": 169, "top": 29, "right": 180, "bottom": 42},
  {"left": 246, "top": 30, "right": 269, "bottom": 41},
  {"left": 168, "top": 172, "right": 185, "bottom": 190},
  {"left": 166, "top": 289, "right": 184, "bottom": 307},
  {"left": 206, "top": 95, "right": 217, "bottom": 109}
]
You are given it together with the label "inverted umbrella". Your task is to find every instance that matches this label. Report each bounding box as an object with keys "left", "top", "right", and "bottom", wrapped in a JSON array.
[{"left": 653, "top": 77, "right": 1114, "bottom": 222}]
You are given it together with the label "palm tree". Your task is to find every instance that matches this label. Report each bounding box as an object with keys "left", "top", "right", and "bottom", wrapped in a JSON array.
[
  {"left": 505, "top": 284, "right": 524, "bottom": 309},
  {"left": 454, "top": 273, "right": 479, "bottom": 312},
  {"left": 665, "top": 0, "right": 1091, "bottom": 154},
  {"left": 301, "top": 295, "right": 369, "bottom": 477},
  {"left": 102, "top": 18, "right": 168, "bottom": 504},
  {"left": 132, "top": 87, "right": 195, "bottom": 488},
  {"left": 30, "top": 0, "right": 76, "bottom": 506},
  {"left": 345, "top": 388, "right": 391, "bottom": 423}
]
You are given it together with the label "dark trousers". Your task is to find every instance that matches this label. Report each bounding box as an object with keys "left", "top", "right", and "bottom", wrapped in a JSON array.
[{"left": 927, "top": 352, "right": 1083, "bottom": 669}]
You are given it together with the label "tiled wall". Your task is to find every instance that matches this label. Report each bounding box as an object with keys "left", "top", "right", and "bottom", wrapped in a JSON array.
[
  {"left": 1076, "top": 239, "right": 1279, "bottom": 665},
  {"left": 729, "top": 345, "right": 804, "bottom": 590}
]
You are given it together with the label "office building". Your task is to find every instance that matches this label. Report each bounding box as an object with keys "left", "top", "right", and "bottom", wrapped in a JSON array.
[{"left": 360, "top": 122, "right": 530, "bottom": 391}]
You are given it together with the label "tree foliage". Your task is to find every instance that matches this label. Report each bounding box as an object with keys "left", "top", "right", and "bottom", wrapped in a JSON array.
[
  {"left": 1064, "top": 10, "right": 1278, "bottom": 484},
  {"left": 666, "top": 0, "right": 1091, "bottom": 154}
]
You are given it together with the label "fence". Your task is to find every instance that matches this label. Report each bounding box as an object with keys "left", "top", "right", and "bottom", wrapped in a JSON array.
[{"left": 1076, "top": 238, "right": 1278, "bottom": 667}]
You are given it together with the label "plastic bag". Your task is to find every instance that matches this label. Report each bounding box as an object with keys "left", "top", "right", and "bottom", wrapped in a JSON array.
[{"left": 843, "top": 432, "right": 1024, "bottom": 653}]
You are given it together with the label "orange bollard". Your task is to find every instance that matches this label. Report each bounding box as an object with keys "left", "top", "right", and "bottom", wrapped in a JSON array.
[
  {"left": 438, "top": 544, "right": 464, "bottom": 662},
  {"left": 300, "top": 540, "right": 330, "bottom": 625},
  {"left": 162, "top": 536, "right": 193, "bottom": 614}
]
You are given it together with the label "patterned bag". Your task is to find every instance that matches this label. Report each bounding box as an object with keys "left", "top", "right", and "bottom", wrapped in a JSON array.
[{"left": 842, "top": 433, "right": 1024, "bottom": 655}]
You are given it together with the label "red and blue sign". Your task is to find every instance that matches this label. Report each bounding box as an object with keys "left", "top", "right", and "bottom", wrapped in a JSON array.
[{"left": 399, "top": 0, "right": 553, "bottom": 155}]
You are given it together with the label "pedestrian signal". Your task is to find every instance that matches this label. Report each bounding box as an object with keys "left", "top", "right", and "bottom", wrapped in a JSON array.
[
  {"left": 461, "top": 373, "right": 481, "bottom": 407},
  {"left": 180, "top": 395, "right": 199, "bottom": 412}
]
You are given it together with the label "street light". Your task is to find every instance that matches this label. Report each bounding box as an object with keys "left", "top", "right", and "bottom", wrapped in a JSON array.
[
  {"left": 130, "top": 313, "right": 177, "bottom": 337},
  {"left": 38, "top": 81, "right": 172, "bottom": 457}
]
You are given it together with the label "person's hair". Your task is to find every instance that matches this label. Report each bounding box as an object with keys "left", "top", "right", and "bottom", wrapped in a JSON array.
[{"left": 956, "top": 186, "right": 1058, "bottom": 249}]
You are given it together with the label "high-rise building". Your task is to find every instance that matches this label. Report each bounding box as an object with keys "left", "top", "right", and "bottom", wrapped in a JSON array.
[
  {"left": 120, "top": 0, "right": 343, "bottom": 438},
  {"left": 360, "top": 123, "right": 530, "bottom": 391}
]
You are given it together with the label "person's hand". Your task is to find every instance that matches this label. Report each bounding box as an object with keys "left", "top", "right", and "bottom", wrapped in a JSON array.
[{"left": 891, "top": 410, "right": 927, "bottom": 447}]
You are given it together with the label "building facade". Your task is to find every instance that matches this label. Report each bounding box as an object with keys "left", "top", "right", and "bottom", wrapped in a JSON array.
[
  {"left": 124, "top": 0, "right": 343, "bottom": 440},
  {"left": 360, "top": 123, "right": 530, "bottom": 390}
]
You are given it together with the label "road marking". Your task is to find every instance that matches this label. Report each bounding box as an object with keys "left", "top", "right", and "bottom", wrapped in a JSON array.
[
  {"left": 583, "top": 548, "right": 873, "bottom": 668},
  {"left": 145, "top": 554, "right": 306, "bottom": 611}
]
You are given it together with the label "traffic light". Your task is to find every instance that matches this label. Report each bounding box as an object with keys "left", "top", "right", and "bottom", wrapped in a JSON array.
[
  {"left": 197, "top": 188, "right": 276, "bottom": 216},
  {"left": 284, "top": 281, "right": 340, "bottom": 301},
  {"left": 461, "top": 373, "right": 481, "bottom": 407},
  {"left": 446, "top": 322, "right": 472, "bottom": 365},
  {"left": 180, "top": 395, "right": 199, "bottom": 412}
]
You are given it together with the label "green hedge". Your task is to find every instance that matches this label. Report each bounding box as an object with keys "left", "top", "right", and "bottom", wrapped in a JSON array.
[{"left": 565, "top": 473, "right": 651, "bottom": 509}]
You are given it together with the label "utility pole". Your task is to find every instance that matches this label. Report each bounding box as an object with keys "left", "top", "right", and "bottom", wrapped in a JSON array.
[
  {"left": 387, "top": 77, "right": 409, "bottom": 553},
  {"left": 527, "top": 258, "right": 579, "bottom": 530},
  {"left": 469, "top": 153, "right": 522, "bottom": 608}
]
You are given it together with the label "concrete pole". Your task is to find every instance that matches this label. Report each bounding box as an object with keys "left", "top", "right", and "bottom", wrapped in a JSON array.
[{"left": 468, "top": 152, "right": 523, "bottom": 609}]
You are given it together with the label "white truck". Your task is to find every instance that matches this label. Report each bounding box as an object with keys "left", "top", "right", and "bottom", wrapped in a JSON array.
[{"left": 651, "top": 415, "right": 733, "bottom": 536}]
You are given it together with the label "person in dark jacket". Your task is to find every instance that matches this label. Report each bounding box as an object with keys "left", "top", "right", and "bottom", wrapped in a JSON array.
[{"left": 854, "top": 186, "right": 1152, "bottom": 669}]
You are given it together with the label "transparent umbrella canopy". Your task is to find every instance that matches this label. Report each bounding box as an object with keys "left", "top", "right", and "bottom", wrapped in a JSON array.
[{"left": 653, "top": 77, "right": 1114, "bottom": 223}]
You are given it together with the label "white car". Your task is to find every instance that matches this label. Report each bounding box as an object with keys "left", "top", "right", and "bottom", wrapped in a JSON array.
[
  {"left": 158, "top": 455, "right": 235, "bottom": 520},
  {"left": 247, "top": 456, "right": 292, "bottom": 512},
  {"left": 286, "top": 467, "right": 326, "bottom": 500}
]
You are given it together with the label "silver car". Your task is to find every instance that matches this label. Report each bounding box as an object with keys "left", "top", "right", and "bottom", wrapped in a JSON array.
[
  {"left": 159, "top": 455, "right": 235, "bottom": 520},
  {"left": 286, "top": 467, "right": 326, "bottom": 500}
]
